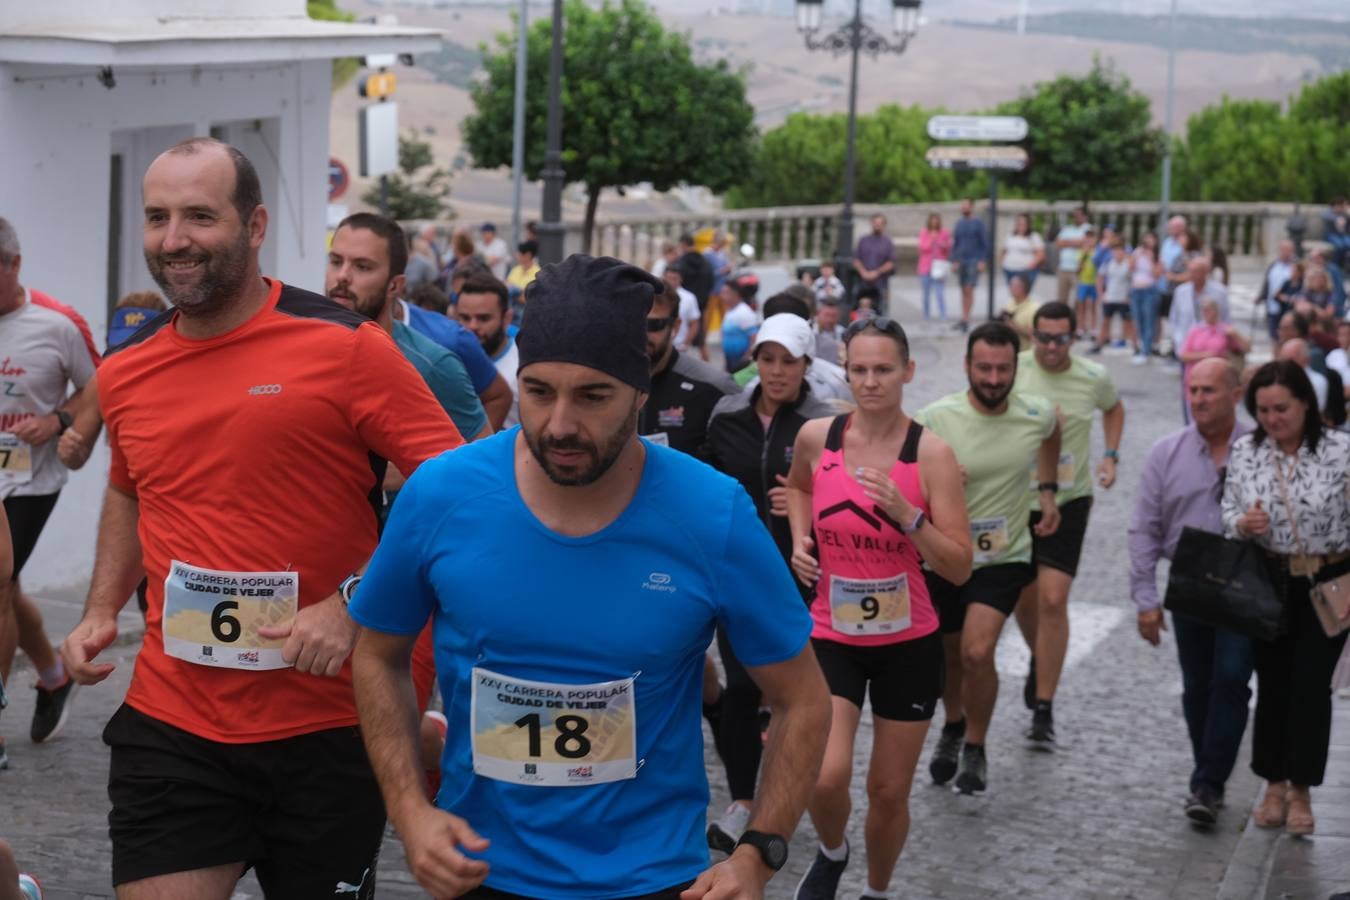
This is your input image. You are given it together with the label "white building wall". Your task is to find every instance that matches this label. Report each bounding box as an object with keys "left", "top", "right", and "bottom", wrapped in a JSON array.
[
  {"left": 0, "top": 0, "right": 305, "bottom": 30},
  {"left": 0, "top": 58, "right": 334, "bottom": 594}
]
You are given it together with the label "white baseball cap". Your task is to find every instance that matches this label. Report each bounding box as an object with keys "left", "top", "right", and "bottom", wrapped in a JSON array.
[{"left": 753, "top": 314, "right": 813, "bottom": 360}]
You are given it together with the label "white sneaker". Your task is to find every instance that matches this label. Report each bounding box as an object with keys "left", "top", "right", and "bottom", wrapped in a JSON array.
[
  {"left": 707, "top": 801, "right": 752, "bottom": 854},
  {"left": 1131, "top": 354, "right": 1148, "bottom": 366}
]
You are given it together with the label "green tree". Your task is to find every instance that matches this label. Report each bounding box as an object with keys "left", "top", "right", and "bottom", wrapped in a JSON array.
[
  {"left": 307, "top": 0, "right": 361, "bottom": 92},
  {"left": 1288, "top": 72, "right": 1350, "bottom": 203},
  {"left": 995, "top": 58, "right": 1163, "bottom": 202},
  {"left": 361, "top": 133, "right": 453, "bottom": 221},
  {"left": 726, "top": 104, "right": 973, "bottom": 209},
  {"left": 462, "top": 0, "right": 756, "bottom": 251}
]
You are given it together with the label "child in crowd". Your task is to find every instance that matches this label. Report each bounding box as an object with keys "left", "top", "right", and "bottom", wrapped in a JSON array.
[{"left": 1075, "top": 227, "right": 1099, "bottom": 338}]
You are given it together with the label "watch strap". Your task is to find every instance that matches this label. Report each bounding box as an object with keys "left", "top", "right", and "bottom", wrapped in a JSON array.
[
  {"left": 1037, "top": 481, "right": 1059, "bottom": 493},
  {"left": 338, "top": 573, "right": 361, "bottom": 606}
]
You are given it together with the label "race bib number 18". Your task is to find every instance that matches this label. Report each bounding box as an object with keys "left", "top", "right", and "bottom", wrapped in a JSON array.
[
  {"left": 970, "top": 517, "right": 1010, "bottom": 564},
  {"left": 471, "top": 667, "right": 637, "bottom": 787},
  {"left": 161, "top": 561, "right": 298, "bottom": 670},
  {"left": 0, "top": 434, "right": 33, "bottom": 484}
]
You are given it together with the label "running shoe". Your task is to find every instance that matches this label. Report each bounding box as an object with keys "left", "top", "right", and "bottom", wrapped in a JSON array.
[
  {"left": 18, "top": 873, "right": 43, "bottom": 900},
  {"left": 1131, "top": 354, "right": 1148, "bottom": 366},
  {"left": 707, "top": 802, "right": 751, "bottom": 854},
  {"left": 30, "top": 678, "right": 77, "bottom": 744},
  {"left": 0, "top": 740, "right": 8, "bottom": 771},
  {"left": 793, "top": 843, "right": 849, "bottom": 900},
  {"left": 1026, "top": 708, "right": 1055, "bottom": 751},
  {"left": 1185, "top": 787, "right": 1220, "bottom": 826},
  {"left": 1023, "top": 655, "right": 1037, "bottom": 710},
  {"left": 928, "top": 719, "right": 965, "bottom": 785},
  {"left": 953, "top": 744, "right": 987, "bottom": 796},
  {"left": 1088, "top": 343, "right": 1104, "bottom": 354}
]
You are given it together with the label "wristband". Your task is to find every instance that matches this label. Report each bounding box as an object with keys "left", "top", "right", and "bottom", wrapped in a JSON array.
[
  {"left": 338, "top": 573, "right": 362, "bottom": 606},
  {"left": 1103, "top": 449, "right": 1119, "bottom": 461},
  {"left": 1037, "top": 482, "right": 1059, "bottom": 493}
]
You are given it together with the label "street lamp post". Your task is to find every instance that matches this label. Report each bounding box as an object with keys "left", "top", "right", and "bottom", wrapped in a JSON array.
[
  {"left": 537, "top": 0, "right": 566, "bottom": 265},
  {"left": 796, "top": 0, "right": 920, "bottom": 304}
]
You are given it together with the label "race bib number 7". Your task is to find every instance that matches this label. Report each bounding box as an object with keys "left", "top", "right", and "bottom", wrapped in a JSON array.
[
  {"left": 161, "top": 561, "right": 298, "bottom": 670},
  {"left": 0, "top": 434, "right": 33, "bottom": 485},
  {"left": 970, "top": 517, "right": 1010, "bottom": 565},
  {"left": 471, "top": 667, "right": 637, "bottom": 787}
]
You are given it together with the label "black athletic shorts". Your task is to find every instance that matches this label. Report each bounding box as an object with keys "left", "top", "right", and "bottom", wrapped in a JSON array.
[
  {"left": 1102, "top": 302, "right": 1131, "bottom": 320},
  {"left": 811, "top": 631, "right": 943, "bottom": 722},
  {"left": 104, "top": 704, "right": 386, "bottom": 895},
  {"left": 3, "top": 492, "right": 59, "bottom": 580},
  {"left": 463, "top": 883, "right": 696, "bottom": 900},
  {"left": 926, "top": 563, "right": 1036, "bottom": 634},
  {"left": 1030, "top": 496, "right": 1093, "bottom": 577}
]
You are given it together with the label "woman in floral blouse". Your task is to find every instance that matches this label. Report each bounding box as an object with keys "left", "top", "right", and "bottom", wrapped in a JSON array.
[{"left": 1222, "top": 360, "right": 1350, "bottom": 835}]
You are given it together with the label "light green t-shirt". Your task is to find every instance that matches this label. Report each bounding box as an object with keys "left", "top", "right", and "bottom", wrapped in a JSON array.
[
  {"left": 1015, "top": 351, "right": 1119, "bottom": 507},
  {"left": 916, "top": 390, "right": 1056, "bottom": 569}
]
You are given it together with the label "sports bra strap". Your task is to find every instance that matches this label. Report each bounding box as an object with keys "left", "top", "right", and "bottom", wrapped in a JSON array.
[
  {"left": 824, "top": 414, "right": 850, "bottom": 452},
  {"left": 899, "top": 420, "right": 923, "bottom": 464}
]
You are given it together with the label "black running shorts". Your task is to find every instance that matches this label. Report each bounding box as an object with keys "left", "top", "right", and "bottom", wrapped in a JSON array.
[
  {"left": 462, "top": 883, "right": 696, "bottom": 899},
  {"left": 811, "top": 631, "right": 944, "bottom": 721},
  {"left": 1030, "top": 496, "right": 1093, "bottom": 577},
  {"left": 926, "top": 562, "right": 1036, "bottom": 634},
  {"left": 3, "top": 492, "right": 59, "bottom": 580},
  {"left": 104, "top": 704, "right": 386, "bottom": 895}
]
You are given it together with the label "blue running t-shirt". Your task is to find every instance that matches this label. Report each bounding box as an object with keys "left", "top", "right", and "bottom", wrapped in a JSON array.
[
  {"left": 405, "top": 300, "right": 499, "bottom": 395},
  {"left": 351, "top": 429, "right": 811, "bottom": 898}
]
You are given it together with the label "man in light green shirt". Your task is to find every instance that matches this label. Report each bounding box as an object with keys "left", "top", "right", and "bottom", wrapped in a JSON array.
[
  {"left": 1012, "top": 302, "right": 1125, "bottom": 750},
  {"left": 915, "top": 322, "right": 1062, "bottom": 797}
]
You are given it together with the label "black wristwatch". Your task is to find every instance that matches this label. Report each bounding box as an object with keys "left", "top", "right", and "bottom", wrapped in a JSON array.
[
  {"left": 1037, "top": 481, "right": 1059, "bottom": 494},
  {"left": 55, "top": 410, "right": 73, "bottom": 435},
  {"left": 735, "top": 830, "right": 789, "bottom": 872},
  {"left": 338, "top": 573, "right": 362, "bottom": 607}
]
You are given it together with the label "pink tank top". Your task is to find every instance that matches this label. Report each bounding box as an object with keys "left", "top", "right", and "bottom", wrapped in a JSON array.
[{"left": 809, "top": 415, "right": 937, "bottom": 645}]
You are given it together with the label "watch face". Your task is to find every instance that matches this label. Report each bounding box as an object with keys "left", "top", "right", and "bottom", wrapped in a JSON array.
[{"left": 766, "top": 836, "right": 788, "bottom": 869}]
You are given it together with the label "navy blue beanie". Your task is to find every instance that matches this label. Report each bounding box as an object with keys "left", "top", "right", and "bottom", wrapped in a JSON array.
[{"left": 518, "top": 255, "right": 660, "bottom": 393}]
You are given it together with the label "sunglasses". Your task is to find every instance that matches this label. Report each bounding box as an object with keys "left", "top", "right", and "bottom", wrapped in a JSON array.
[
  {"left": 646, "top": 316, "right": 674, "bottom": 333},
  {"left": 1033, "top": 331, "right": 1073, "bottom": 347},
  {"left": 844, "top": 316, "right": 903, "bottom": 342}
]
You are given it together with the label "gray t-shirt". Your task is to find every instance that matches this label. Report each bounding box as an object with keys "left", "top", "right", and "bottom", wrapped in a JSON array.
[
  {"left": 0, "top": 292, "right": 97, "bottom": 497},
  {"left": 1103, "top": 257, "right": 1132, "bottom": 303}
]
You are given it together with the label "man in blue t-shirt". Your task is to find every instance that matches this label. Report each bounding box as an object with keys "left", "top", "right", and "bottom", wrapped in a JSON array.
[
  {"left": 399, "top": 293, "right": 514, "bottom": 431},
  {"left": 350, "top": 255, "right": 829, "bottom": 900}
]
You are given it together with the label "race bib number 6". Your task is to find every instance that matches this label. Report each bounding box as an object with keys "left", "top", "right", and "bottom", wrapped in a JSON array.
[
  {"left": 161, "top": 561, "right": 298, "bottom": 670},
  {"left": 829, "top": 573, "right": 911, "bottom": 636},
  {"left": 471, "top": 667, "right": 637, "bottom": 787},
  {"left": 970, "top": 517, "right": 1010, "bottom": 564},
  {"left": 0, "top": 434, "right": 33, "bottom": 484}
]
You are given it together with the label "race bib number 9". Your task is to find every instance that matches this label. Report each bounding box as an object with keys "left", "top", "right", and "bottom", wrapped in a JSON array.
[
  {"left": 829, "top": 573, "right": 911, "bottom": 636},
  {"left": 1029, "top": 453, "right": 1074, "bottom": 490},
  {"left": 0, "top": 434, "right": 33, "bottom": 484},
  {"left": 161, "top": 561, "right": 298, "bottom": 670},
  {"left": 970, "top": 517, "right": 1010, "bottom": 564},
  {"left": 471, "top": 667, "right": 637, "bottom": 787}
]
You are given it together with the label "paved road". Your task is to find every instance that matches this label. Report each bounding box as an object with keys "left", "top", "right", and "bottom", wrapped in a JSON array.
[{"left": 4, "top": 265, "right": 1331, "bottom": 899}]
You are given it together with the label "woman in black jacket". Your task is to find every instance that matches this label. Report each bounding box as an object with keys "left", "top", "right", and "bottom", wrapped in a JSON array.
[{"left": 702, "top": 313, "right": 837, "bottom": 854}]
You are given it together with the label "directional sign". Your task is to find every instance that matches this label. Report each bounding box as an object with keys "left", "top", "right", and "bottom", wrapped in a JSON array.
[
  {"left": 925, "top": 145, "right": 1029, "bottom": 172},
  {"left": 359, "top": 71, "right": 398, "bottom": 100},
  {"left": 927, "top": 115, "right": 1028, "bottom": 142},
  {"left": 328, "top": 157, "right": 350, "bottom": 202}
]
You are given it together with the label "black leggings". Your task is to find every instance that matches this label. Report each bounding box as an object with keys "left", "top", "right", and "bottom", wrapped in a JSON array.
[
  {"left": 3, "top": 492, "right": 59, "bottom": 579},
  {"left": 713, "top": 623, "right": 763, "bottom": 802},
  {"left": 1251, "top": 574, "right": 1349, "bottom": 786}
]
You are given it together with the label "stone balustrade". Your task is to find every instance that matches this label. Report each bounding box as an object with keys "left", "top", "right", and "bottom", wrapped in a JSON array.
[{"left": 565, "top": 200, "right": 1329, "bottom": 268}]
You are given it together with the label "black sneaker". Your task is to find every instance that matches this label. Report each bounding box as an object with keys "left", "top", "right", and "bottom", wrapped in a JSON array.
[
  {"left": 1185, "top": 787, "right": 1219, "bottom": 826},
  {"left": 928, "top": 719, "right": 965, "bottom": 785},
  {"left": 1026, "top": 707, "right": 1055, "bottom": 751},
  {"left": 1023, "top": 655, "right": 1037, "bottom": 710},
  {"left": 953, "top": 744, "right": 987, "bottom": 796},
  {"left": 793, "top": 843, "right": 849, "bottom": 900},
  {"left": 0, "top": 739, "right": 8, "bottom": 771},
  {"left": 31, "top": 678, "right": 77, "bottom": 743}
]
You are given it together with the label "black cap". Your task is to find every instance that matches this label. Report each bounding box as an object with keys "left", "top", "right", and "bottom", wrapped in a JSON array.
[{"left": 518, "top": 255, "right": 660, "bottom": 393}]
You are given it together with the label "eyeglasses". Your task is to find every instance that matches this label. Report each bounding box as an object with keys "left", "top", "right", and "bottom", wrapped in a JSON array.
[
  {"left": 1033, "top": 331, "right": 1073, "bottom": 347},
  {"left": 844, "top": 316, "right": 903, "bottom": 343},
  {"left": 646, "top": 316, "right": 674, "bottom": 333}
]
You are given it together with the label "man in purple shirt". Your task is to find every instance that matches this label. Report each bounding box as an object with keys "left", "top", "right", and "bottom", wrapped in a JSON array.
[
  {"left": 1127, "top": 357, "right": 1253, "bottom": 827},
  {"left": 853, "top": 214, "right": 895, "bottom": 313}
]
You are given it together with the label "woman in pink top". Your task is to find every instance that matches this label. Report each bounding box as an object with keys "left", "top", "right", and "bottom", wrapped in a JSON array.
[
  {"left": 918, "top": 213, "right": 952, "bottom": 321},
  {"left": 1180, "top": 297, "right": 1250, "bottom": 400},
  {"left": 785, "top": 317, "right": 971, "bottom": 897}
]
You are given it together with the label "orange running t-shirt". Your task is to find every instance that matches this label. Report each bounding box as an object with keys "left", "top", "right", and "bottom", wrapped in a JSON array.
[{"left": 99, "top": 279, "right": 463, "bottom": 743}]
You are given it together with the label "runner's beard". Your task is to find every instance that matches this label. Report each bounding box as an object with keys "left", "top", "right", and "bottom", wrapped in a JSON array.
[
  {"left": 648, "top": 328, "right": 674, "bottom": 369},
  {"left": 482, "top": 322, "right": 507, "bottom": 357},
  {"left": 524, "top": 410, "right": 637, "bottom": 487},
  {"left": 970, "top": 380, "right": 1013, "bottom": 411},
  {"left": 147, "top": 227, "right": 252, "bottom": 317}
]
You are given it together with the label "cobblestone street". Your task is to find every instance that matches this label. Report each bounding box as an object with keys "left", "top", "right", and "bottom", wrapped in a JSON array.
[{"left": 4, "top": 270, "right": 1346, "bottom": 898}]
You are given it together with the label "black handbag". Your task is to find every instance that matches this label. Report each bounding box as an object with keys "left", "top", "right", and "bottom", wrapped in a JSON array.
[{"left": 1163, "top": 527, "right": 1284, "bottom": 641}]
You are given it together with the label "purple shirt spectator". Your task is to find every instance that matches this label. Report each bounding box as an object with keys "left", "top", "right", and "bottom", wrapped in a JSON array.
[
  {"left": 855, "top": 232, "right": 895, "bottom": 289},
  {"left": 1127, "top": 420, "right": 1252, "bottom": 613}
]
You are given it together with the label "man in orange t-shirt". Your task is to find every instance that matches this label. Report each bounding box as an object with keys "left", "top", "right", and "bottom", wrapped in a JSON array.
[{"left": 60, "top": 138, "right": 462, "bottom": 899}]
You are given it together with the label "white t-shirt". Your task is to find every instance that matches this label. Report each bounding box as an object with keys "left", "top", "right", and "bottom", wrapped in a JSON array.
[
  {"left": 672, "top": 286, "right": 701, "bottom": 351},
  {"left": 0, "top": 293, "right": 98, "bottom": 497},
  {"left": 478, "top": 236, "right": 512, "bottom": 279},
  {"left": 1002, "top": 233, "right": 1044, "bottom": 272},
  {"left": 492, "top": 337, "right": 520, "bottom": 427},
  {"left": 1328, "top": 348, "right": 1350, "bottom": 387},
  {"left": 1102, "top": 257, "right": 1132, "bottom": 303},
  {"left": 1308, "top": 366, "right": 1330, "bottom": 412},
  {"left": 1057, "top": 225, "right": 1087, "bottom": 272}
]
